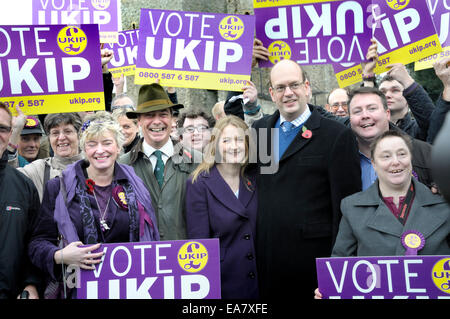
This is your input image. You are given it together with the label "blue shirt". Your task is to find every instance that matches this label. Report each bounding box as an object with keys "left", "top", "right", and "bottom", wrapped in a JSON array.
[
  {"left": 275, "top": 108, "right": 312, "bottom": 161},
  {"left": 360, "top": 152, "right": 377, "bottom": 190},
  {"left": 275, "top": 120, "right": 302, "bottom": 161}
]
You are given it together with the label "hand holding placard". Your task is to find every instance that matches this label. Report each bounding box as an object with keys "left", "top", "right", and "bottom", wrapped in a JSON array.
[
  {"left": 362, "top": 39, "right": 378, "bottom": 76},
  {"left": 101, "top": 48, "right": 114, "bottom": 72},
  {"left": 386, "top": 63, "right": 415, "bottom": 89},
  {"left": 433, "top": 56, "right": 450, "bottom": 101},
  {"left": 252, "top": 38, "right": 269, "bottom": 68}
]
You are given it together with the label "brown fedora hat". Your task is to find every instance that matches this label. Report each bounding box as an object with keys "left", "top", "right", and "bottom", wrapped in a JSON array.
[{"left": 126, "top": 83, "right": 183, "bottom": 119}]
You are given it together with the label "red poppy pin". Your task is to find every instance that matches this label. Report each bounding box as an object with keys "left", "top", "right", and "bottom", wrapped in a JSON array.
[
  {"left": 246, "top": 179, "right": 255, "bottom": 191},
  {"left": 301, "top": 126, "right": 312, "bottom": 139},
  {"left": 85, "top": 179, "right": 95, "bottom": 194},
  {"left": 112, "top": 185, "right": 128, "bottom": 210}
]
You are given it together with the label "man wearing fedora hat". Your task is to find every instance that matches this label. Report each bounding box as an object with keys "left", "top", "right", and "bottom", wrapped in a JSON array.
[{"left": 119, "top": 83, "right": 202, "bottom": 240}]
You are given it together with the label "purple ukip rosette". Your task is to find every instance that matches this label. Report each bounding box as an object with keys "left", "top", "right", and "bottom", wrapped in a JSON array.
[
  {"left": 76, "top": 239, "right": 221, "bottom": 299},
  {"left": 401, "top": 230, "right": 425, "bottom": 255}
]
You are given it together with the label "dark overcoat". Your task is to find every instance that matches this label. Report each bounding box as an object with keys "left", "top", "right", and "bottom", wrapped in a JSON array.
[{"left": 253, "top": 106, "right": 362, "bottom": 299}]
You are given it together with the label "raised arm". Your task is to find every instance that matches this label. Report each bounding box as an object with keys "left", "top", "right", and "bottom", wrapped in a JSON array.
[
  {"left": 427, "top": 56, "right": 450, "bottom": 143},
  {"left": 387, "top": 63, "right": 435, "bottom": 140}
]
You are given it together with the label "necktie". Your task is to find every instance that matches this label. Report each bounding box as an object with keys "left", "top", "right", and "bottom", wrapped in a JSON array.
[
  {"left": 153, "top": 150, "right": 164, "bottom": 188},
  {"left": 283, "top": 121, "right": 294, "bottom": 132}
]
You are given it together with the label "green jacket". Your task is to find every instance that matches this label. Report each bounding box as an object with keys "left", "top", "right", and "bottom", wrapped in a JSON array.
[{"left": 118, "top": 138, "right": 201, "bottom": 240}]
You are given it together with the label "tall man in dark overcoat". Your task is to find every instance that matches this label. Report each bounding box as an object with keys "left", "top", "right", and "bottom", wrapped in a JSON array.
[{"left": 253, "top": 60, "right": 362, "bottom": 299}]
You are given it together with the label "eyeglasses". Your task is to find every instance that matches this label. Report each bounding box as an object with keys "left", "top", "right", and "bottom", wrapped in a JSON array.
[
  {"left": 49, "top": 129, "right": 77, "bottom": 138},
  {"left": 183, "top": 125, "right": 209, "bottom": 133},
  {"left": 273, "top": 82, "right": 304, "bottom": 94},
  {"left": 0, "top": 125, "right": 12, "bottom": 134},
  {"left": 331, "top": 102, "right": 348, "bottom": 110}
]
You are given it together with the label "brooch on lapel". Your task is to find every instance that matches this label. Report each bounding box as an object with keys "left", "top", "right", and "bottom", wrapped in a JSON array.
[{"left": 246, "top": 179, "right": 255, "bottom": 191}]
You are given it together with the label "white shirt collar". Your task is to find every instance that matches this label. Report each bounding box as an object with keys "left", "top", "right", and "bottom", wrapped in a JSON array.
[
  {"left": 142, "top": 138, "right": 174, "bottom": 160},
  {"left": 280, "top": 106, "right": 311, "bottom": 128}
]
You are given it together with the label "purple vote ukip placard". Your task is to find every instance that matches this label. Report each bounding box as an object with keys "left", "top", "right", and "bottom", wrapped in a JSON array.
[
  {"left": 317, "top": 255, "right": 450, "bottom": 299},
  {"left": 428, "top": 0, "right": 450, "bottom": 48},
  {"left": 105, "top": 29, "right": 140, "bottom": 77},
  {"left": 76, "top": 239, "right": 221, "bottom": 299},
  {"left": 371, "top": 0, "right": 441, "bottom": 73},
  {"left": 254, "top": 0, "right": 373, "bottom": 67},
  {"left": 32, "top": 0, "right": 120, "bottom": 43},
  {"left": 135, "top": 9, "right": 255, "bottom": 91},
  {"left": 415, "top": 0, "right": 450, "bottom": 70},
  {"left": 0, "top": 24, "right": 104, "bottom": 115}
]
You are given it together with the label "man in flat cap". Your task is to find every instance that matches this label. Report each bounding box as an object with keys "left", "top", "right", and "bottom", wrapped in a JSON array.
[{"left": 119, "top": 83, "right": 202, "bottom": 240}]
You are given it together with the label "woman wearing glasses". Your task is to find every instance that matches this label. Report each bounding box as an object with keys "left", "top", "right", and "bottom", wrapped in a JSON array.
[
  {"left": 185, "top": 116, "right": 258, "bottom": 299},
  {"left": 16, "top": 113, "right": 84, "bottom": 202}
]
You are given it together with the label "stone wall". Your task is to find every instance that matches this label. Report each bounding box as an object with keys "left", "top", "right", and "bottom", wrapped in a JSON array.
[{"left": 119, "top": 0, "right": 340, "bottom": 115}]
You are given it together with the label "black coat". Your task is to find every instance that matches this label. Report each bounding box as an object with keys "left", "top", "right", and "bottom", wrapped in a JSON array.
[
  {"left": 252, "top": 106, "right": 362, "bottom": 299},
  {"left": 315, "top": 106, "right": 435, "bottom": 189}
]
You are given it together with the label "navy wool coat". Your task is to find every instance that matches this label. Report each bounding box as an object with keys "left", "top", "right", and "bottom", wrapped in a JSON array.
[
  {"left": 185, "top": 166, "right": 258, "bottom": 299},
  {"left": 253, "top": 106, "right": 362, "bottom": 299}
]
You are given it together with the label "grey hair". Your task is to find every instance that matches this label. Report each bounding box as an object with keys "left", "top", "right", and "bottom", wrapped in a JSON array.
[
  {"left": 79, "top": 111, "right": 125, "bottom": 155},
  {"left": 44, "top": 113, "right": 83, "bottom": 135},
  {"left": 112, "top": 107, "right": 138, "bottom": 126}
]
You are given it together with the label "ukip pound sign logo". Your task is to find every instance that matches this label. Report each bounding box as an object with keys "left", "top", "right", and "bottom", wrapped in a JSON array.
[
  {"left": 268, "top": 41, "right": 292, "bottom": 65},
  {"left": 91, "top": 0, "right": 111, "bottom": 10},
  {"left": 57, "top": 26, "right": 88, "bottom": 55},
  {"left": 432, "top": 258, "right": 450, "bottom": 294},
  {"left": 386, "top": 0, "right": 410, "bottom": 11},
  {"left": 219, "top": 16, "right": 245, "bottom": 40},
  {"left": 177, "top": 241, "right": 209, "bottom": 273}
]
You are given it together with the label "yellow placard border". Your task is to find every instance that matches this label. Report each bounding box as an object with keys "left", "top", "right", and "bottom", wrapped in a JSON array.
[
  {"left": 414, "top": 46, "right": 450, "bottom": 71},
  {"left": 110, "top": 66, "right": 136, "bottom": 78},
  {"left": 135, "top": 68, "right": 250, "bottom": 92},
  {"left": 0, "top": 92, "right": 105, "bottom": 115},
  {"left": 374, "top": 34, "right": 442, "bottom": 74},
  {"left": 100, "top": 31, "right": 119, "bottom": 44},
  {"left": 254, "top": 0, "right": 339, "bottom": 9},
  {"left": 335, "top": 64, "right": 363, "bottom": 88}
]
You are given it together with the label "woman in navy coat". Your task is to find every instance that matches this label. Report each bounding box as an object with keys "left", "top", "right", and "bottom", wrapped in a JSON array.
[{"left": 185, "top": 115, "right": 258, "bottom": 299}]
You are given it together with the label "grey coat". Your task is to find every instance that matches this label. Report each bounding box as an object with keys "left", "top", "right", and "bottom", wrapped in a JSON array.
[{"left": 332, "top": 178, "right": 450, "bottom": 257}]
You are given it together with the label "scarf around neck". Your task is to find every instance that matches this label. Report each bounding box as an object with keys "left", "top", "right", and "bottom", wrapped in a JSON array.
[{"left": 54, "top": 160, "right": 159, "bottom": 244}]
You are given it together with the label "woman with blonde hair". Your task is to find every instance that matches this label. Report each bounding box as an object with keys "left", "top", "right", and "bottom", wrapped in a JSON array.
[
  {"left": 28, "top": 111, "right": 159, "bottom": 298},
  {"left": 185, "top": 115, "right": 258, "bottom": 299}
]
